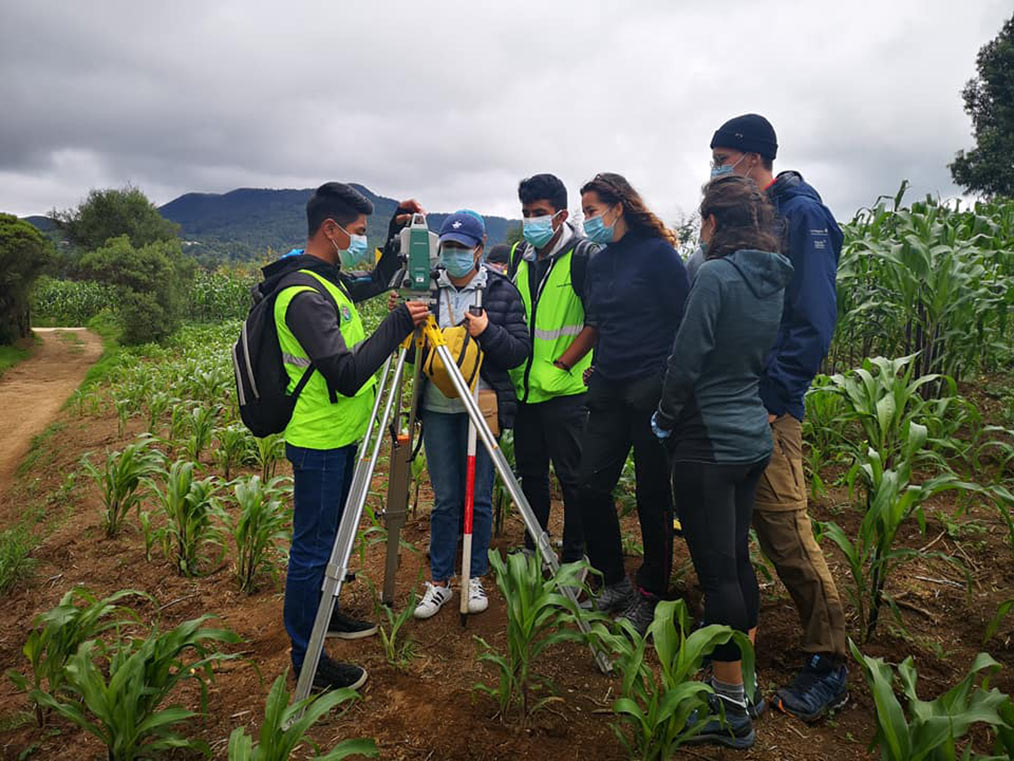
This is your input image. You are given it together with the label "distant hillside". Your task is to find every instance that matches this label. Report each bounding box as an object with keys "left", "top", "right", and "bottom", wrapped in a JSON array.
[
  {"left": 22, "top": 215, "right": 57, "bottom": 232},
  {"left": 159, "top": 185, "right": 517, "bottom": 261}
]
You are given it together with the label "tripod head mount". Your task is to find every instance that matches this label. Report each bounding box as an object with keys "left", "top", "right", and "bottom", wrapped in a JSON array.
[{"left": 398, "top": 213, "right": 440, "bottom": 296}]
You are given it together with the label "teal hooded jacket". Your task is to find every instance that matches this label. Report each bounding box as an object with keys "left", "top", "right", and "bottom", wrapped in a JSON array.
[{"left": 655, "top": 248, "right": 794, "bottom": 464}]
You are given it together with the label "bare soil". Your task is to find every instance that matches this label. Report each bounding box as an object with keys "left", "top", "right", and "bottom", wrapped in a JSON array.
[{"left": 0, "top": 370, "right": 1011, "bottom": 760}]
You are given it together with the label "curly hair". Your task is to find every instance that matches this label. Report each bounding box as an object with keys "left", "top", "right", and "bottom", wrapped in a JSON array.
[
  {"left": 579, "top": 173, "right": 677, "bottom": 247},
  {"left": 699, "top": 175, "right": 779, "bottom": 260}
]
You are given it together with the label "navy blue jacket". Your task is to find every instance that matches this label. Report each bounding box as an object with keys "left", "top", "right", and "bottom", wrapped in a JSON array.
[
  {"left": 760, "top": 172, "right": 842, "bottom": 420},
  {"left": 585, "top": 232, "right": 690, "bottom": 381}
]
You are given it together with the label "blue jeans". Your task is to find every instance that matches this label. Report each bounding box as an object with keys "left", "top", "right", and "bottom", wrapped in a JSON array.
[
  {"left": 284, "top": 443, "right": 356, "bottom": 671},
  {"left": 422, "top": 410, "right": 494, "bottom": 582}
]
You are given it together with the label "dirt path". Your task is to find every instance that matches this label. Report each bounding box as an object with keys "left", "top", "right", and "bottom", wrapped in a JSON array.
[{"left": 0, "top": 328, "right": 103, "bottom": 497}]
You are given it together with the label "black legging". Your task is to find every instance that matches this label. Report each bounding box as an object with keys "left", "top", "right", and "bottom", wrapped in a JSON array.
[{"left": 672, "top": 458, "right": 769, "bottom": 662}]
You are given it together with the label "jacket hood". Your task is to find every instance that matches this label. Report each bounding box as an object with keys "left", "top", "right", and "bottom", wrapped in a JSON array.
[
  {"left": 724, "top": 249, "right": 794, "bottom": 299},
  {"left": 768, "top": 170, "right": 824, "bottom": 206}
]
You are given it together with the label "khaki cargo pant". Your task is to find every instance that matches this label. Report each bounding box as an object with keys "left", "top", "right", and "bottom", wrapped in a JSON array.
[{"left": 753, "top": 415, "right": 847, "bottom": 659}]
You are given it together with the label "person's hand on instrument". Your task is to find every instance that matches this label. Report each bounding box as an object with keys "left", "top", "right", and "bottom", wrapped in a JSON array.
[
  {"left": 395, "top": 199, "right": 426, "bottom": 225},
  {"left": 387, "top": 290, "right": 401, "bottom": 312},
  {"left": 404, "top": 300, "right": 430, "bottom": 327},
  {"left": 464, "top": 308, "right": 488, "bottom": 337}
]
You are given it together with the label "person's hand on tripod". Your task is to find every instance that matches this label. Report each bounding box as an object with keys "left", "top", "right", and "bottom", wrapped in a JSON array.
[{"left": 404, "top": 300, "right": 430, "bottom": 327}]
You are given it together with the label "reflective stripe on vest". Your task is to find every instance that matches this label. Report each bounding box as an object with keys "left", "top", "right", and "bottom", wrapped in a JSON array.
[
  {"left": 273, "top": 269, "right": 377, "bottom": 449},
  {"left": 509, "top": 245, "right": 590, "bottom": 404}
]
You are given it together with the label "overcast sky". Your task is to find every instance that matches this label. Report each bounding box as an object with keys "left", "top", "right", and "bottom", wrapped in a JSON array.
[{"left": 1, "top": 1, "right": 1009, "bottom": 226}]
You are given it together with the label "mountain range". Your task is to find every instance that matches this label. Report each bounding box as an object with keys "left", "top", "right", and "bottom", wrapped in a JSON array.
[
  {"left": 23, "top": 185, "right": 519, "bottom": 262},
  {"left": 159, "top": 185, "right": 518, "bottom": 261}
]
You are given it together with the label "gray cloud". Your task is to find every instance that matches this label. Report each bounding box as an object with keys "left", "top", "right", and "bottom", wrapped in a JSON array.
[{"left": 0, "top": 0, "right": 1009, "bottom": 224}]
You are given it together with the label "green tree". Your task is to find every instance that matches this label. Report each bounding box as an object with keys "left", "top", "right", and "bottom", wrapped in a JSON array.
[
  {"left": 504, "top": 222, "right": 524, "bottom": 249},
  {"left": 55, "top": 186, "right": 180, "bottom": 251},
  {"left": 0, "top": 214, "right": 54, "bottom": 343},
  {"left": 949, "top": 13, "right": 1014, "bottom": 198},
  {"left": 79, "top": 236, "right": 195, "bottom": 344}
]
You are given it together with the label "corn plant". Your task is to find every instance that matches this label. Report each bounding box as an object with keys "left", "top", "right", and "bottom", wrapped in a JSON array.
[
  {"left": 821, "top": 422, "right": 981, "bottom": 642},
  {"left": 227, "top": 670, "right": 377, "bottom": 761},
  {"left": 377, "top": 592, "right": 418, "bottom": 671},
  {"left": 216, "top": 424, "right": 255, "bottom": 481},
  {"left": 114, "top": 396, "right": 132, "bottom": 438},
  {"left": 145, "top": 391, "right": 178, "bottom": 435},
  {"left": 185, "top": 404, "right": 220, "bottom": 463},
  {"left": 833, "top": 189, "right": 1014, "bottom": 382},
  {"left": 474, "top": 550, "right": 588, "bottom": 724},
  {"left": 824, "top": 355, "right": 952, "bottom": 468},
  {"left": 33, "top": 616, "right": 240, "bottom": 761},
  {"left": 492, "top": 431, "right": 512, "bottom": 533},
  {"left": 850, "top": 642, "right": 1014, "bottom": 761},
  {"left": 7, "top": 587, "right": 147, "bottom": 726},
  {"left": 254, "top": 433, "right": 286, "bottom": 482},
  {"left": 169, "top": 403, "right": 190, "bottom": 450},
  {"left": 82, "top": 435, "right": 166, "bottom": 538},
  {"left": 803, "top": 374, "right": 847, "bottom": 497},
  {"left": 595, "top": 599, "right": 754, "bottom": 761},
  {"left": 147, "top": 460, "right": 223, "bottom": 577},
  {"left": 228, "top": 475, "right": 292, "bottom": 593}
]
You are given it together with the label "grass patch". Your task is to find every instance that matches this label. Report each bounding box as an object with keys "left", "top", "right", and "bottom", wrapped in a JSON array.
[
  {"left": 53, "top": 330, "right": 85, "bottom": 355},
  {"left": 0, "top": 334, "right": 39, "bottom": 380},
  {"left": 15, "top": 422, "right": 67, "bottom": 478},
  {"left": 0, "top": 524, "right": 37, "bottom": 594},
  {"left": 78, "top": 310, "right": 123, "bottom": 392}
]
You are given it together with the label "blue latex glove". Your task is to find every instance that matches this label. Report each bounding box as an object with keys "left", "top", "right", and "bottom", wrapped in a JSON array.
[{"left": 650, "top": 411, "right": 670, "bottom": 441}]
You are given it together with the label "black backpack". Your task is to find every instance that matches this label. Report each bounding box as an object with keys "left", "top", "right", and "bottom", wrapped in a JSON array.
[{"left": 233, "top": 270, "right": 340, "bottom": 438}]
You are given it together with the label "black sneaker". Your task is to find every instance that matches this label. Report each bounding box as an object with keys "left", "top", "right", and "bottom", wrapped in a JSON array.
[
  {"left": 298, "top": 654, "right": 368, "bottom": 693},
  {"left": 594, "top": 577, "right": 635, "bottom": 614},
  {"left": 774, "top": 654, "right": 848, "bottom": 722},
  {"left": 617, "top": 588, "right": 657, "bottom": 636},
  {"left": 686, "top": 693, "right": 755, "bottom": 750},
  {"left": 327, "top": 609, "right": 378, "bottom": 640}
]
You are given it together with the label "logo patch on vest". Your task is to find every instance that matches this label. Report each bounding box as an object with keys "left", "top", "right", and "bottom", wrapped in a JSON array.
[{"left": 341, "top": 305, "right": 352, "bottom": 323}]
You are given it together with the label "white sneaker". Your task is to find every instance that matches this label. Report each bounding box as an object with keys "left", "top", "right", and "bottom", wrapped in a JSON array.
[
  {"left": 467, "top": 577, "right": 489, "bottom": 614},
  {"left": 413, "top": 582, "right": 452, "bottom": 619}
]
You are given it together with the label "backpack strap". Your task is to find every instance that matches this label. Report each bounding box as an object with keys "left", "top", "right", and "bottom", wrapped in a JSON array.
[
  {"left": 274, "top": 271, "right": 343, "bottom": 403},
  {"left": 507, "top": 241, "right": 527, "bottom": 280}
]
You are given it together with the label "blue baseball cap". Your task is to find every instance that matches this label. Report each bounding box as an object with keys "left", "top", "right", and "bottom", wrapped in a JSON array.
[
  {"left": 439, "top": 211, "right": 485, "bottom": 248},
  {"left": 454, "top": 208, "right": 486, "bottom": 234}
]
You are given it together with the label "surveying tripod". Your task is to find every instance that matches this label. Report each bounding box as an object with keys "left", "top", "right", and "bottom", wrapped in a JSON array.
[{"left": 292, "top": 307, "right": 612, "bottom": 708}]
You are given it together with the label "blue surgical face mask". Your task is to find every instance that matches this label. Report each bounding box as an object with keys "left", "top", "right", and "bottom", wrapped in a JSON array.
[
  {"left": 440, "top": 247, "right": 476, "bottom": 278},
  {"left": 710, "top": 153, "right": 746, "bottom": 179},
  {"left": 583, "top": 207, "right": 616, "bottom": 244},
  {"left": 522, "top": 211, "right": 561, "bottom": 249},
  {"left": 332, "top": 225, "right": 371, "bottom": 269}
]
